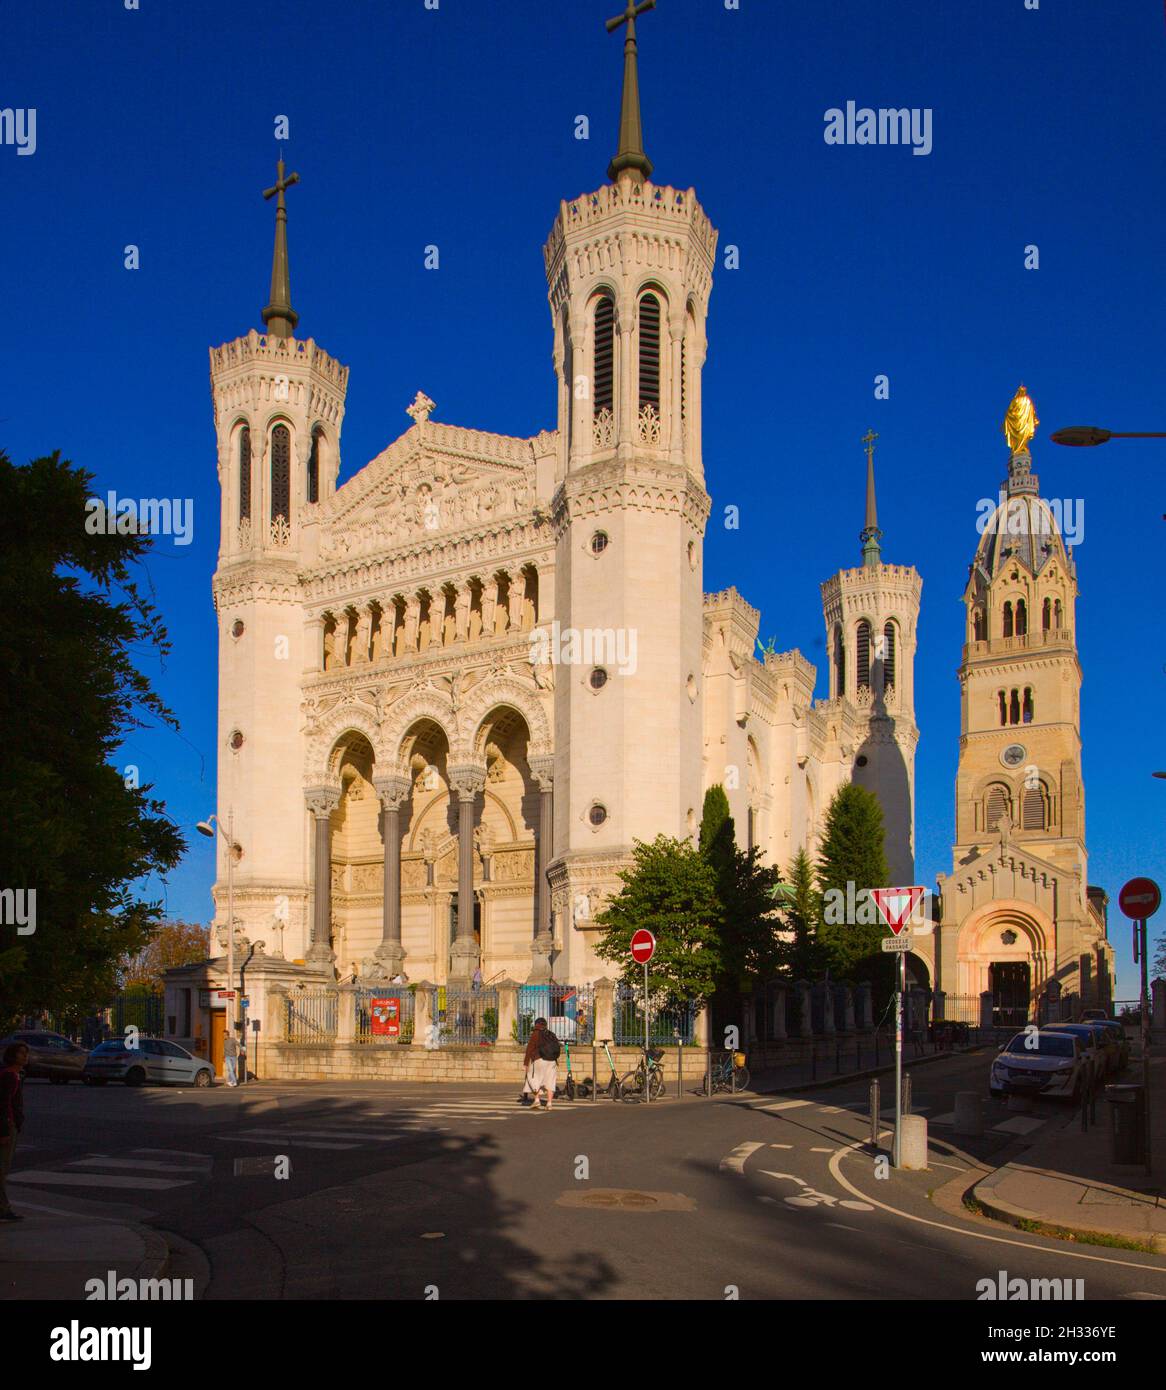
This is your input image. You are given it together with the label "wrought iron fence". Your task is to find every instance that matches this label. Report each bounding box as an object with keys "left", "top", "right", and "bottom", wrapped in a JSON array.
[
  {"left": 433, "top": 987, "right": 498, "bottom": 1046},
  {"left": 110, "top": 990, "right": 165, "bottom": 1037},
  {"left": 516, "top": 984, "right": 595, "bottom": 1044},
  {"left": 285, "top": 988, "right": 338, "bottom": 1043},
  {"left": 613, "top": 984, "right": 695, "bottom": 1045},
  {"left": 355, "top": 988, "right": 414, "bottom": 1044}
]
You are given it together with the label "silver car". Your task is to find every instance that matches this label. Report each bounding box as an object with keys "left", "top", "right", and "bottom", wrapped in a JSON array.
[
  {"left": 990, "top": 1030, "right": 1086, "bottom": 1101},
  {"left": 83, "top": 1037, "right": 214, "bottom": 1088}
]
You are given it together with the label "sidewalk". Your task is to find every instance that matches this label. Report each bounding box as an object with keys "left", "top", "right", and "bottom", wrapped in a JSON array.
[
  {"left": 748, "top": 1040, "right": 968, "bottom": 1096},
  {"left": 971, "top": 1051, "right": 1166, "bottom": 1252},
  {"left": 0, "top": 1213, "right": 169, "bottom": 1300}
]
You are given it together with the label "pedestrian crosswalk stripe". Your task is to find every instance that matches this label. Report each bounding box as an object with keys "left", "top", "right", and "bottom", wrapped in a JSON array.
[
  {"left": 758, "top": 1099, "right": 812, "bottom": 1112},
  {"left": 219, "top": 1135, "right": 358, "bottom": 1150},
  {"left": 9, "top": 1171, "right": 191, "bottom": 1191},
  {"left": 131, "top": 1149, "right": 212, "bottom": 1162},
  {"left": 228, "top": 1128, "right": 405, "bottom": 1144}
]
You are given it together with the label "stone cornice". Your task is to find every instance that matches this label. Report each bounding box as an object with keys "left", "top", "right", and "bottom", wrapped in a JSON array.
[{"left": 552, "top": 458, "right": 711, "bottom": 535}]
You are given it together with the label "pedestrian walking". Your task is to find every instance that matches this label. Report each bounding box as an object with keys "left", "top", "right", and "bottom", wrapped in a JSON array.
[
  {"left": 0, "top": 1041, "right": 28, "bottom": 1222},
  {"left": 471, "top": 966, "right": 482, "bottom": 991},
  {"left": 223, "top": 1029, "right": 240, "bottom": 1086},
  {"left": 522, "top": 1017, "right": 561, "bottom": 1111}
]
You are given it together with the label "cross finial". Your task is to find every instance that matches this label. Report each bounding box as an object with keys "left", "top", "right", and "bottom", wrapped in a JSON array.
[
  {"left": 606, "top": 0, "right": 656, "bottom": 184},
  {"left": 860, "top": 428, "right": 883, "bottom": 567},
  {"left": 261, "top": 157, "right": 300, "bottom": 339}
]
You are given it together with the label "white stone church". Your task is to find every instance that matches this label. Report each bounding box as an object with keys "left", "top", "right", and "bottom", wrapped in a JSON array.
[{"left": 202, "top": 17, "right": 923, "bottom": 996}]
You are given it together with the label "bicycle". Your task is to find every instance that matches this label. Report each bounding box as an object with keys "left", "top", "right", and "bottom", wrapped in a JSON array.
[
  {"left": 701, "top": 1051, "right": 750, "bottom": 1095},
  {"left": 620, "top": 1046, "right": 666, "bottom": 1102}
]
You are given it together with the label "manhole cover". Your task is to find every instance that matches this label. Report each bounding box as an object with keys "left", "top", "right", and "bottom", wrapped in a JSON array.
[{"left": 557, "top": 1188, "right": 695, "bottom": 1213}]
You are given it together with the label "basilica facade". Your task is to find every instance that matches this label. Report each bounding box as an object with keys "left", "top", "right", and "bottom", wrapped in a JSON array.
[{"left": 202, "top": 19, "right": 1106, "bottom": 1020}]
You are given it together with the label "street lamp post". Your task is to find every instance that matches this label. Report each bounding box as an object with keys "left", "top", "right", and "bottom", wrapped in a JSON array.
[
  {"left": 1051, "top": 426, "right": 1166, "bottom": 447},
  {"left": 196, "top": 810, "right": 242, "bottom": 1085}
]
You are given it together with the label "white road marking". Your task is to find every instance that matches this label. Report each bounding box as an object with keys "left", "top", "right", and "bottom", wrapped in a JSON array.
[
  {"left": 810, "top": 1147, "right": 835, "bottom": 1153},
  {"left": 758, "top": 1099, "right": 812, "bottom": 1112},
  {"left": 8, "top": 1171, "right": 190, "bottom": 1190},
  {"left": 218, "top": 1136, "right": 356, "bottom": 1151},
  {"left": 233, "top": 1127, "right": 405, "bottom": 1142},
  {"left": 131, "top": 1149, "right": 213, "bottom": 1161},
  {"left": 769, "top": 1143, "right": 793, "bottom": 1149},
  {"left": 719, "top": 1141, "right": 765, "bottom": 1173},
  {"left": 828, "top": 1140, "right": 1166, "bottom": 1275}
]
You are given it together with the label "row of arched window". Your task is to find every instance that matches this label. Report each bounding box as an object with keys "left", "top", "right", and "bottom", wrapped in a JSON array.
[
  {"left": 985, "top": 782, "right": 1049, "bottom": 833},
  {"left": 237, "top": 420, "right": 324, "bottom": 529},
  {"left": 997, "top": 687, "right": 1034, "bottom": 726},
  {"left": 972, "top": 597, "right": 1064, "bottom": 642},
  {"left": 833, "top": 619, "right": 898, "bottom": 698}
]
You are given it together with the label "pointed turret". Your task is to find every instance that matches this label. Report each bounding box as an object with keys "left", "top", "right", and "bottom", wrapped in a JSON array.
[
  {"left": 860, "top": 428, "right": 882, "bottom": 567},
  {"left": 261, "top": 158, "right": 300, "bottom": 339},
  {"left": 606, "top": 0, "right": 655, "bottom": 184}
]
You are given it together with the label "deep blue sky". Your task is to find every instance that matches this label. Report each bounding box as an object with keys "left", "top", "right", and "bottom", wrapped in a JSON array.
[{"left": 3, "top": 1, "right": 1164, "bottom": 997}]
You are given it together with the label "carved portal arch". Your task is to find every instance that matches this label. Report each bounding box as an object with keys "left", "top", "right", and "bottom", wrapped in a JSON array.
[
  {"left": 384, "top": 692, "right": 459, "bottom": 773},
  {"left": 305, "top": 705, "right": 383, "bottom": 783},
  {"left": 463, "top": 679, "right": 551, "bottom": 758}
]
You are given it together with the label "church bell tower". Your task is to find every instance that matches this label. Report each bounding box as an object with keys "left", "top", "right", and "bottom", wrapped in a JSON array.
[
  {"left": 542, "top": 4, "right": 717, "bottom": 976},
  {"left": 208, "top": 161, "right": 349, "bottom": 959}
]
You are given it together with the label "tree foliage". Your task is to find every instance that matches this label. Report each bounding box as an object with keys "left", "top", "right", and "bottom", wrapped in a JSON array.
[
  {"left": 776, "top": 847, "right": 828, "bottom": 980},
  {"left": 815, "top": 783, "right": 890, "bottom": 978},
  {"left": 0, "top": 449, "right": 185, "bottom": 1027},
  {"left": 120, "top": 921, "right": 211, "bottom": 989}
]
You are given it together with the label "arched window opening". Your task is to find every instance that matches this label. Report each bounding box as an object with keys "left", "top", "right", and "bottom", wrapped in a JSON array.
[
  {"left": 307, "top": 426, "right": 322, "bottom": 504},
  {"left": 998, "top": 691, "right": 1007, "bottom": 727},
  {"left": 638, "top": 293, "right": 661, "bottom": 412},
  {"left": 833, "top": 624, "right": 846, "bottom": 697},
  {"left": 1016, "top": 599, "right": 1027, "bottom": 636},
  {"left": 343, "top": 608, "right": 357, "bottom": 666},
  {"left": 494, "top": 573, "right": 511, "bottom": 635},
  {"left": 521, "top": 565, "right": 539, "bottom": 630},
  {"left": 1009, "top": 689, "right": 1021, "bottom": 725},
  {"left": 856, "top": 619, "right": 872, "bottom": 691},
  {"left": 441, "top": 585, "right": 457, "bottom": 646},
  {"left": 368, "top": 603, "right": 383, "bottom": 662},
  {"left": 882, "top": 621, "right": 897, "bottom": 692},
  {"left": 238, "top": 425, "right": 252, "bottom": 523},
  {"left": 468, "top": 578, "right": 484, "bottom": 642},
  {"left": 1002, "top": 601, "right": 1014, "bottom": 638},
  {"left": 391, "top": 597, "right": 407, "bottom": 657},
  {"left": 322, "top": 613, "right": 337, "bottom": 671},
  {"left": 270, "top": 424, "right": 291, "bottom": 524},
  {"left": 1022, "top": 785, "right": 1046, "bottom": 831},
  {"left": 1042, "top": 597, "right": 1051, "bottom": 633},
  {"left": 593, "top": 296, "right": 615, "bottom": 430},
  {"left": 1022, "top": 687, "right": 1034, "bottom": 723},
  {"left": 1054, "top": 598, "right": 1063, "bottom": 629},
  {"left": 986, "top": 784, "right": 1011, "bottom": 833},
  {"left": 417, "top": 591, "right": 433, "bottom": 652},
  {"left": 973, "top": 608, "right": 987, "bottom": 642}
]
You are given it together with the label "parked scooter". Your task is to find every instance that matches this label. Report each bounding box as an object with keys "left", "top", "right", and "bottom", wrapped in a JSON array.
[{"left": 576, "top": 1039, "right": 622, "bottom": 1099}]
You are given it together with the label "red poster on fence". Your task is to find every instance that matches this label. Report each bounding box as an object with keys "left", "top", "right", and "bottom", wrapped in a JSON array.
[{"left": 370, "top": 997, "right": 400, "bottom": 1038}]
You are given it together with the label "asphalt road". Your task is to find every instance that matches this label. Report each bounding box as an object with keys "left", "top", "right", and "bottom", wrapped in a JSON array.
[{"left": 10, "top": 1050, "right": 1166, "bottom": 1301}]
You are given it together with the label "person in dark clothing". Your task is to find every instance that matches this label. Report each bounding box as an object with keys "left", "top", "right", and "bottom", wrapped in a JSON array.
[{"left": 0, "top": 1041, "right": 28, "bottom": 1221}]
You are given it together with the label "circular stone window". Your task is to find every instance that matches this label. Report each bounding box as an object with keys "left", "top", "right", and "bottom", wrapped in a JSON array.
[
  {"left": 229, "top": 730, "right": 245, "bottom": 751},
  {"left": 231, "top": 619, "right": 245, "bottom": 640},
  {"left": 590, "top": 668, "right": 608, "bottom": 691},
  {"left": 589, "top": 803, "right": 608, "bottom": 828},
  {"left": 855, "top": 755, "right": 868, "bottom": 768},
  {"left": 590, "top": 531, "right": 609, "bottom": 556},
  {"left": 1001, "top": 929, "right": 1018, "bottom": 946}
]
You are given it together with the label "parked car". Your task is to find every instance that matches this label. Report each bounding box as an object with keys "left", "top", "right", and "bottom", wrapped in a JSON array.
[
  {"left": 83, "top": 1037, "right": 214, "bottom": 1088},
  {"left": 1080, "top": 1008, "right": 1109, "bottom": 1022},
  {"left": 0, "top": 1030, "right": 90, "bottom": 1083},
  {"left": 990, "top": 1030, "right": 1086, "bottom": 1101},
  {"left": 1045, "top": 1023, "right": 1106, "bottom": 1084}
]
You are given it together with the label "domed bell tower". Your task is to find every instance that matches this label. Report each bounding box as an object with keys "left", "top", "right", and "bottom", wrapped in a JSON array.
[
  {"left": 542, "top": 3, "right": 716, "bottom": 977},
  {"left": 208, "top": 161, "right": 348, "bottom": 960}
]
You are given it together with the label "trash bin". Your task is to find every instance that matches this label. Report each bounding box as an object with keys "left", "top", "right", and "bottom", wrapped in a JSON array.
[{"left": 1105, "top": 1083, "right": 1146, "bottom": 1164}]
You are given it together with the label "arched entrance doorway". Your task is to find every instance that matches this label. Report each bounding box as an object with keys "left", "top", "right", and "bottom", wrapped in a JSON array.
[{"left": 989, "top": 960, "right": 1030, "bottom": 1029}]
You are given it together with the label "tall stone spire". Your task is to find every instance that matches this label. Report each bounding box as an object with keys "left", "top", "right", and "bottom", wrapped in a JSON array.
[
  {"left": 860, "top": 428, "right": 882, "bottom": 567},
  {"left": 261, "top": 158, "right": 300, "bottom": 339},
  {"left": 606, "top": 0, "right": 655, "bottom": 184}
]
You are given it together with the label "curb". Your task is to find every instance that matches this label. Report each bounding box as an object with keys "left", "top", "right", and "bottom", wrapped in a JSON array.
[
  {"left": 750, "top": 1045, "right": 968, "bottom": 1097},
  {"left": 971, "top": 1165, "right": 1166, "bottom": 1253}
]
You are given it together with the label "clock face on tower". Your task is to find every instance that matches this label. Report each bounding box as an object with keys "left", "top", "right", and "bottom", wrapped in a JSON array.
[{"left": 1000, "top": 743, "right": 1026, "bottom": 769}]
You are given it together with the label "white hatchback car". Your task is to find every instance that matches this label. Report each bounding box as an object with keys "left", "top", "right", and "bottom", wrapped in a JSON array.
[{"left": 990, "top": 1029, "right": 1086, "bottom": 1101}]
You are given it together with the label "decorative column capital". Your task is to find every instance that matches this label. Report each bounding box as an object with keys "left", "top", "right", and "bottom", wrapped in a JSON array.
[
  {"left": 529, "top": 754, "right": 554, "bottom": 792},
  {"left": 305, "top": 784, "right": 341, "bottom": 818},
  {"left": 373, "top": 775, "right": 411, "bottom": 811},
  {"left": 447, "top": 764, "right": 487, "bottom": 801}
]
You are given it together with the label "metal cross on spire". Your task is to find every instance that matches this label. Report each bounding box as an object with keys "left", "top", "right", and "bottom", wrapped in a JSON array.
[
  {"left": 262, "top": 158, "right": 300, "bottom": 340},
  {"left": 606, "top": 0, "right": 656, "bottom": 184},
  {"left": 860, "top": 428, "right": 883, "bottom": 567}
]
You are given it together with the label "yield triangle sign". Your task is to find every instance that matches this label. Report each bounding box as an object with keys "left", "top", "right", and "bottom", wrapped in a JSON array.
[{"left": 871, "top": 885, "right": 925, "bottom": 935}]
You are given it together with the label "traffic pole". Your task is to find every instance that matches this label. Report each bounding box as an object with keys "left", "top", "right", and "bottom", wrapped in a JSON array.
[
  {"left": 893, "top": 951, "right": 904, "bottom": 1168},
  {"left": 643, "top": 956, "right": 650, "bottom": 1104},
  {"left": 1140, "top": 918, "right": 1152, "bottom": 1174}
]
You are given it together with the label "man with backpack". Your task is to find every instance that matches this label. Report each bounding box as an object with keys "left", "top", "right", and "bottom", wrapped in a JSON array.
[{"left": 522, "top": 1016, "right": 560, "bottom": 1111}]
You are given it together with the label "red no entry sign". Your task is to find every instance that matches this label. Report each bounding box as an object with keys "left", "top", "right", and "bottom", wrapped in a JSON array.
[
  {"left": 630, "top": 929, "right": 656, "bottom": 963},
  {"left": 1118, "top": 877, "right": 1161, "bottom": 920}
]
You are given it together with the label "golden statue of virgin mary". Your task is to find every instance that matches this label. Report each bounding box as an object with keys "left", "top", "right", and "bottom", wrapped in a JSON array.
[{"left": 1003, "top": 384, "right": 1039, "bottom": 455}]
